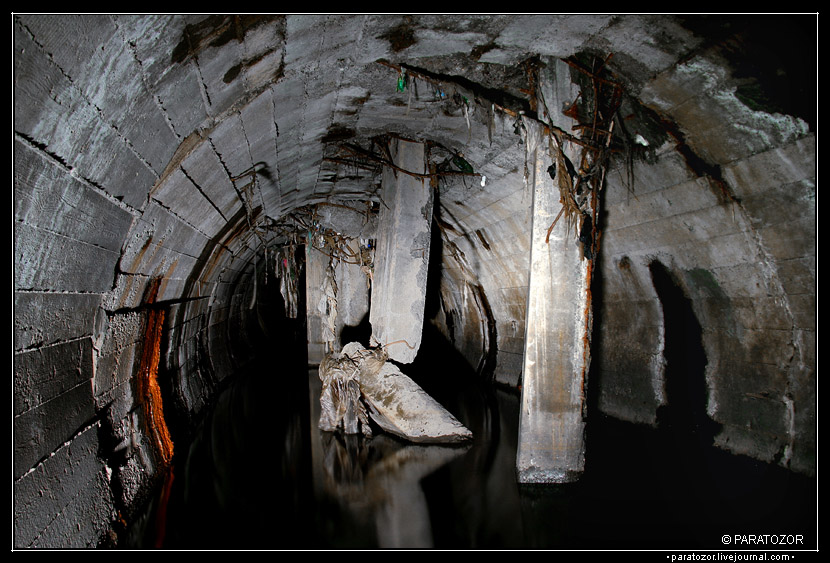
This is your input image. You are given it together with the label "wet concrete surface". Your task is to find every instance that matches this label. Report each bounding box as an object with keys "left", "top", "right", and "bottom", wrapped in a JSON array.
[{"left": 124, "top": 334, "right": 817, "bottom": 550}]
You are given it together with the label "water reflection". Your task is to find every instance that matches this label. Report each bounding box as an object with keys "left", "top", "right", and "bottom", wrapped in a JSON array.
[
  {"left": 317, "top": 432, "right": 467, "bottom": 548},
  {"left": 126, "top": 342, "right": 527, "bottom": 549},
  {"left": 308, "top": 362, "right": 526, "bottom": 549},
  {"left": 125, "top": 341, "right": 816, "bottom": 550},
  {"left": 134, "top": 353, "right": 313, "bottom": 549}
]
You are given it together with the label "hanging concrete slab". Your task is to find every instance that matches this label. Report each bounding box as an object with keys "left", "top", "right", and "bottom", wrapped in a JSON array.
[{"left": 369, "top": 138, "right": 433, "bottom": 363}]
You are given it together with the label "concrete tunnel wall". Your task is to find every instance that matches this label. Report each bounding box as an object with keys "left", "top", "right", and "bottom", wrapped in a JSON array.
[{"left": 13, "top": 14, "right": 816, "bottom": 547}]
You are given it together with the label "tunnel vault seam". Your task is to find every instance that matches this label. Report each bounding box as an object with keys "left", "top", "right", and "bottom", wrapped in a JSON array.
[
  {"left": 14, "top": 132, "right": 140, "bottom": 217},
  {"left": 113, "top": 16, "right": 182, "bottom": 146},
  {"left": 12, "top": 15, "right": 818, "bottom": 548},
  {"left": 14, "top": 18, "right": 161, "bottom": 183}
]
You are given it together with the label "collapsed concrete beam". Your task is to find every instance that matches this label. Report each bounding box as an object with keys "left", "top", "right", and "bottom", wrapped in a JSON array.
[
  {"left": 517, "top": 118, "right": 591, "bottom": 484},
  {"left": 369, "top": 138, "right": 433, "bottom": 363},
  {"left": 319, "top": 342, "right": 472, "bottom": 444}
]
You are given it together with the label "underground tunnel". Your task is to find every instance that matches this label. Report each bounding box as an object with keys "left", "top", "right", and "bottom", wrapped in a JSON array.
[{"left": 13, "top": 14, "right": 817, "bottom": 550}]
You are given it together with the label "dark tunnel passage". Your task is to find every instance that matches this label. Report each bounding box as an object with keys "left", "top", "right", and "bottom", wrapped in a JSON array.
[{"left": 13, "top": 14, "right": 816, "bottom": 551}]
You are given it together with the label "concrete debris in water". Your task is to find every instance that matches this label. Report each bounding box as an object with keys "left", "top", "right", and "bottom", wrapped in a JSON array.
[{"left": 318, "top": 342, "right": 473, "bottom": 444}]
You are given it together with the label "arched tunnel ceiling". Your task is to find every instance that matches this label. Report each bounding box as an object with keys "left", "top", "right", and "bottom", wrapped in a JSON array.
[
  {"left": 12, "top": 14, "right": 818, "bottom": 548},
  {"left": 14, "top": 13, "right": 815, "bottom": 310}
]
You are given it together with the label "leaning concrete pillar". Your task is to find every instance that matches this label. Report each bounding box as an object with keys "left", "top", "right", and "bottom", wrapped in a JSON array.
[
  {"left": 517, "top": 118, "right": 591, "bottom": 483},
  {"left": 369, "top": 138, "right": 432, "bottom": 363},
  {"left": 306, "top": 243, "right": 335, "bottom": 365}
]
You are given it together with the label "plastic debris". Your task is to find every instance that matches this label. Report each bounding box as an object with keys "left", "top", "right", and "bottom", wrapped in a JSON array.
[
  {"left": 452, "top": 155, "right": 474, "bottom": 174},
  {"left": 319, "top": 259, "right": 338, "bottom": 353},
  {"left": 277, "top": 245, "right": 300, "bottom": 318},
  {"left": 319, "top": 344, "right": 373, "bottom": 437}
]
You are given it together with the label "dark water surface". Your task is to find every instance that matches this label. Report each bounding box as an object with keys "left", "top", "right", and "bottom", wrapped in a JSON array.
[{"left": 125, "top": 336, "right": 817, "bottom": 551}]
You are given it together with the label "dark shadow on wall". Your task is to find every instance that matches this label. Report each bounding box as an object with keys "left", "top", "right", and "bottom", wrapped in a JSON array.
[
  {"left": 339, "top": 312, "right": 372, "bottom": 349},
  {"left": 648, "top": 259, "right": 721, "bottom": 449},
  {"left": 553, "top": 259, "right": 816, "bottom": 550},
  {"left": 422, "top": 189, "right": 498, "bottom": 383}
]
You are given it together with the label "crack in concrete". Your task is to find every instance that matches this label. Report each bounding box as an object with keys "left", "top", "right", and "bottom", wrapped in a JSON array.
[
  {"left": 14, "top": 334, "right": 93, "bottom": 355},
  {"left": 148, "top": 196, "right": 214, "bottom": 242},
  {"left": 237, "top": 110, "right": 268, "bottom": 215},
  {"left": 113, "top": 16, "right": 182, "bottom": 144},
  {"left": 15, "top": 133, "right": 139, "bottom": 216},
  {"left": 179, "top": 165, "right": 228, "bottom": 222},
  {"left": 192, "top": 54, "right": 213, "bottom": 109},
  {"left": 206, "top": 137, "right": 244, "bottom": 208},
  {"left": 15, "top": 217, "right": 123, "bottom": 257},
  {"left": 15, "top": 18, "right": 159, "bottom": 196},
  {"left": 14, "top": 414, "right": 106, "bottom": 488},
  {"left": 105, "top": 294, "right": 210, "bottom": 317}
]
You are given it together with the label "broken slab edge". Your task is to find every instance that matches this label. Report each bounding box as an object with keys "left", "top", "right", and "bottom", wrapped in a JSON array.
[
  {"left": 366, "top": 398, "right": 473, "bottom": 445},
  {"left": 517, "top": 466, "right": 583, "bottom": 484},
  {"left": 385, "top": 428, "right": 474, "bottom": 445}
]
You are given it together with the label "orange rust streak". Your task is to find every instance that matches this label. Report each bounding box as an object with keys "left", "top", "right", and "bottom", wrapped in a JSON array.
[
  {"left": 138, "top": 280, "right": 174, "bottom": 466},
  {"left": 581, "top": 260, "right": 594, "bottom": 402},
  {"left": 153, "top": 468, "right": 175, "bottom": 548},
  {"left": 140, "top": 310, "right": 175, "bottom": 464}
]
